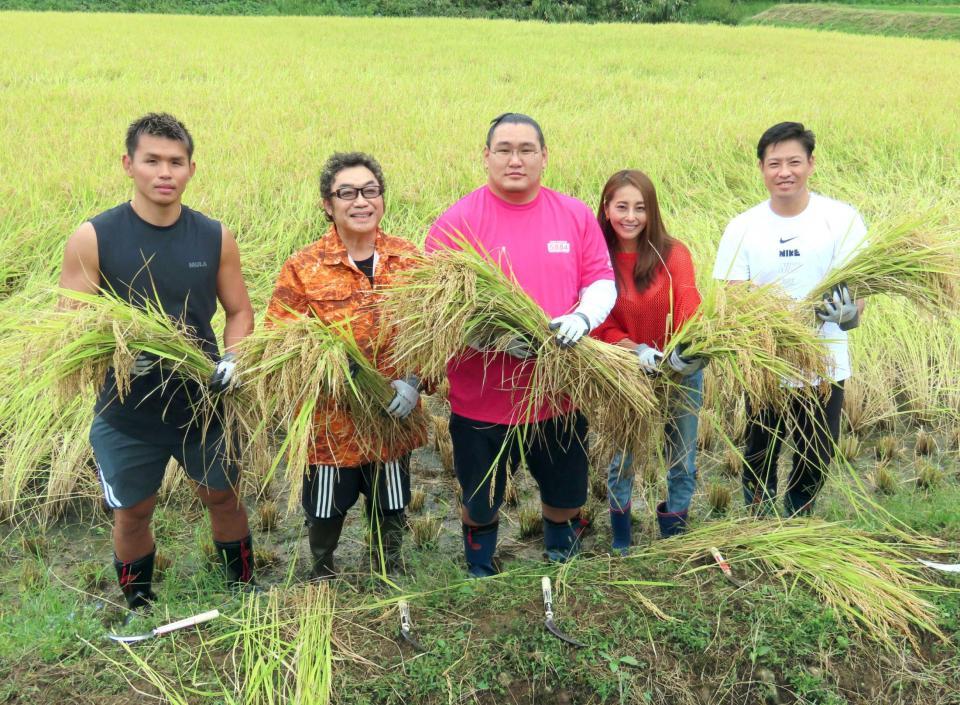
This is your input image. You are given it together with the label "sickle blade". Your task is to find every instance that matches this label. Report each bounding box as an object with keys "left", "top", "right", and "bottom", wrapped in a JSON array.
[{"left": 545, "top": 618, "right": 587, "bottom": 648}]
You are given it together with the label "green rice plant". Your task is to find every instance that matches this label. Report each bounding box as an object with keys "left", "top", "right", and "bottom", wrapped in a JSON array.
[
  {"left": 810, "top": 213, "right": 960, "bottom": 314},
  {"left": 381, "top": 239, "right": 659, "bottom": 453},
  {"left": 663, "top": 280, "right": 831, "bottom": 412},
  {"left": 645, "top": 518, "right": 948, "bottom": 648},
  {"left": 409, "top": 514, "right": 442, "bottom": 548},
  {"left": 872, "top": 462, "right": 898, "bottom": 496},
  {"left": 235, "top": 313, "right": 426, "bottom": 509}
]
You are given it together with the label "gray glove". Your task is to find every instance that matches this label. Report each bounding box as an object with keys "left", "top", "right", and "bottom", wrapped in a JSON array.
[
  {"left": 666, "top": 347, "right": 706, "bottom": 377},
  {"left": 817, "top": 283, "right": 859, "bottom": 331},
  {"left": 548, "top": 312, "right": 591, "bottom": 348},
  {"left": 209, "top": 352, "right": 238, "bottom": 393},
  {"left": 387, "top": 376, "right": 420, "bottom": 419},
  {"left": 635, "top": 344, "right": 663, "bottom": 374},
  {"left": 130, "top": 352, "right": 157, "bottom": 378}
]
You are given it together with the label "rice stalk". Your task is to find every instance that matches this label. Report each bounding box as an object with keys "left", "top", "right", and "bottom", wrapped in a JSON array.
[
  {"left": 643, "top": 518, "right": 948, "bottom": 648},
  {"left": 663, "top": 281, "right": 830, "bottom": 412},
  {"left": 235, "top": 314, "right": 426, "bottom": 507},
  {"left": 810, "top": 213, "right": 960, "bottom": 313},
  {"left": 381, "top": 238, "right": 659, "bottom": 452}
]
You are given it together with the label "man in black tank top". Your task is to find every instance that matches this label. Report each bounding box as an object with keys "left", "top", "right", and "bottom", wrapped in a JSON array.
[{"left": 57, "top": 113, "right": 258, "bottom": 615}]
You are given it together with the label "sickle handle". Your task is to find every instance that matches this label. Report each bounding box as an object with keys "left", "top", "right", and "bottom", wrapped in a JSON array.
[
  {"left": 541, "top": 576, "right": 554, "bottom": 620},
  {"left": 153, "top": 609, "right": 220, "bottom": 636},
  {"left": 398, "top": 600, "right": 412, "bottom": 631}
]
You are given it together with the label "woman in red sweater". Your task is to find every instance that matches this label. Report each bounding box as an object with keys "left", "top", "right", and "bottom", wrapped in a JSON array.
[{"left": 592, "top": 170, "right": 706, "bottom": 547}]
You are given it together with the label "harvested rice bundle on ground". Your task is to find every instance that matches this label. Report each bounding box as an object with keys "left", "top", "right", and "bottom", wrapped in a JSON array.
[
  {"left": 236, "top": 314, "right": 426, "bottom": 502},
  {"left": 382, "top": 241, "right": 659, "bottom": 451},
  {"left": 811, "top": 215, "right": 960, "bottom": 312},
  {"left": 643, "top": 517, "right": 946, "bottom": 648},
  {"left": 661, "top": 281, "right": 830, "bottom": 411}
]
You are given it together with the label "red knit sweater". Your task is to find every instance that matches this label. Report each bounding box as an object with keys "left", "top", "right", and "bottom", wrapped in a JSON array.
[{"left": 592, "top": 242, "right": 701, "bottom": 350}]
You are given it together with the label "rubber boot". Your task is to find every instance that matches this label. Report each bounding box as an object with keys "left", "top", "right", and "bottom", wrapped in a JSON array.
[
  {"left": 609, "top": 503, "right": 632, "bottom": 554},
  {"left": 656, "top": 501, "right": 688, "bottom": 538},
  {"left": 307, "top": 515, "right": 345, "bottom": 580},
  {"left": 462, "top": 521, "right": 498, "bottom": 578},
  {"left": 214, "top": 534, "right": 256, "bottom": 589},
  {"left": 370, "top": 512, "right": 405, "bottom": 576},
  {"left": 543, "top": 514, "right": 588, "bottom": 562},
  {"left": 114, "top": 549, "right": 157, "bottom": 611}
]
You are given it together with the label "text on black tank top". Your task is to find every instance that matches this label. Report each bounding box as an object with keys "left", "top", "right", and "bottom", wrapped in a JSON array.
[
  {"left": 90, "top": 202, "right": 222, "bottom": 442},
  {"left": 353, "top": 253, "right": 375, "bottom": 285}
]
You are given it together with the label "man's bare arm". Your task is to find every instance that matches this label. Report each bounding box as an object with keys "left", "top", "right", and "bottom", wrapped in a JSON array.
[
  {"left": 216, "top": 226, "right": 255, "bottom": 352},
  {"left": 57, "top": 222, "right": 100, "bottom": 308}
]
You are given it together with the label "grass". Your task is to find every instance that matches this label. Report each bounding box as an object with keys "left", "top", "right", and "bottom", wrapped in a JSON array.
[{"left": 750, "top": 2, "right": 960, "bottom": 39}]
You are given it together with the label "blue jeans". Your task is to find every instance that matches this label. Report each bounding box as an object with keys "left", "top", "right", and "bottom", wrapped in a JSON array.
[{"left": 607, "top": 370, "right": 703, "bottom": 514}]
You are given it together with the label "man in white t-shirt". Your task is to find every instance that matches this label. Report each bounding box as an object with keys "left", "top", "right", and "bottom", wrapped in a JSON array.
[{"left": 713, "top": 122, "right": 866, "bottom": 516}]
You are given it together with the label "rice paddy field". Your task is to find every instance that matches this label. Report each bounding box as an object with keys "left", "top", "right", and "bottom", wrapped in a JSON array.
[{"left": 2, "top": 10, "right": 960, "bottom": 704}]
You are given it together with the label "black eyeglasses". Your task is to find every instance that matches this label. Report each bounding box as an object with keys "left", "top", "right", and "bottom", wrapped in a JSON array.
[{"left": 329, "top": 185, "right": 383, "bottom": 201}]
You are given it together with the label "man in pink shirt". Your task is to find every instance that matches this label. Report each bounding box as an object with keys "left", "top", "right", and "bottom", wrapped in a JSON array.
[{"left": 426, "top": 113, "right": 616, "bottom": 577}]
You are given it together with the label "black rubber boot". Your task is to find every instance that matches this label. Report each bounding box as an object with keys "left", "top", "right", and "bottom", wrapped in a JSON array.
[
  {"left": 214, "top": 534, "right": 256, "bottom": 588},
  {"left": 370, "top": 512, "right": 406, "bottom": 576},
  {"left": 306, "top": 516, "right": 345, "bottom": 580},
  {"left": 114, "top": 549, "right": 157, "bottom": 611}
]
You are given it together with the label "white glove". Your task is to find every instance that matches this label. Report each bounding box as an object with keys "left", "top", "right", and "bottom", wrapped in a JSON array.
[
  {"left": 666, "top": 347, "right": 706, "bottom": 377},
  {"left": 548, "top": 313, "right": 591, "bottom": 348},
  {"left": 130, "top": 353, "right": 156, "bottom": 378},
  {"left": 816, "top": 284, "right": 859, "bottom": 330},
  {"left": 635, "top": 344, "right": 663, "bottom": 374},
  {"left": 209, "top": 352, "right": 238, "bottom": 393},
  {"left": 387, "top": 376, "right": 420, "bottom": 419}
]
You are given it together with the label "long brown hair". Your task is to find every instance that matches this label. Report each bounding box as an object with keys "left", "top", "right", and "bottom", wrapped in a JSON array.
[{"left": 597, "top": 170, "right": 675, "bottom": 292}]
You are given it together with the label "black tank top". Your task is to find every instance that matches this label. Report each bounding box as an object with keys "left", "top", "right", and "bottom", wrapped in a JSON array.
[{"left": 91, "top": 202, "right": 222, "bottom": 442}]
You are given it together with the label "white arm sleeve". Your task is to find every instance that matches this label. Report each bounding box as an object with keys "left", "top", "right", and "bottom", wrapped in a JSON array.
[{"left": 574, "top": 278, "right": 617, "bottom": 330}]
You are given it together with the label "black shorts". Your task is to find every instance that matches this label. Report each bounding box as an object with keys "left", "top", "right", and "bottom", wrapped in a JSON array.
[
  {"left": 302, "top": 454, "right": 411, "bottom": 521},
  {"left": 449, "top": 412, "right": 589, "bottom": 524},
  {"left": 89, "top": 415, "right": 238, "bottom": 509}
]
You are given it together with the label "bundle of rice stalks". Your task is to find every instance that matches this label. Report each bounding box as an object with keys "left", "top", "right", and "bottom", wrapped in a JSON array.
[
  {"left": 875, "top": 436, "right": 901, "bottom": 463},
  {"left": 235, "top": 314, "right": 426, "bottom": 502},
  {"left": 705, "top": 482, "right": 731, "bottom": 516},
  {"left": 915, "top": 461, "right": 943, "bottom": 490},
  {"left": 27, "top": 289, "right": 217, "bottom": 405},
  {"left": 914, "top": 427, "right": 936, "bottom": 457},
  {"left": 836, "top": 434, "right": 863, "bottom": 464},
  {"left": 663, "top": 281, "right": 830, "bottom": 412},
  {"left": 646, "top": 518, "right": 947, "bottom": 647},
  {"left": 381, "top": 240, "right": 659, "bottom": 452},
  {"left": 410, "top": 514, "right": 442, "bottom": 548},
  {"left": 811, "top": 215, "right": 960, "bottom": 313}
]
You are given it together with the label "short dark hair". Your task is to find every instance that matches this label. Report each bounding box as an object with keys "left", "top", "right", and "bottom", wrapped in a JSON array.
[
  {"left": 319, "top": 152, "right": 386, "bottom": 220},
  {"left": 125, "top": 113, "right": 194, "bottom": 159},
  {"left": 486, "top": 113, "right": 545, "bottom": 149},
  {"left": 756, "top": 122, "right": 815, "bottom": 162}
]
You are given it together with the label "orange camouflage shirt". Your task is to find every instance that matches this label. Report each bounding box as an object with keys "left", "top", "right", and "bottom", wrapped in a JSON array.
[{"left": 266, "top": 225, "right": 427, "bottom": 467}]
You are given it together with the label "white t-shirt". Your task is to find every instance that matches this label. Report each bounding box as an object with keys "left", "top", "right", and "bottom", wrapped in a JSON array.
[{"left": 712, "top": 192, "right": 867, "bottom": 382}]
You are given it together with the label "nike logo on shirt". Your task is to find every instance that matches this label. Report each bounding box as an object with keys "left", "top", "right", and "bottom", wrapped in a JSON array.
[{"left": 779, "top": 236, "right": 798, "bottom": 244}]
